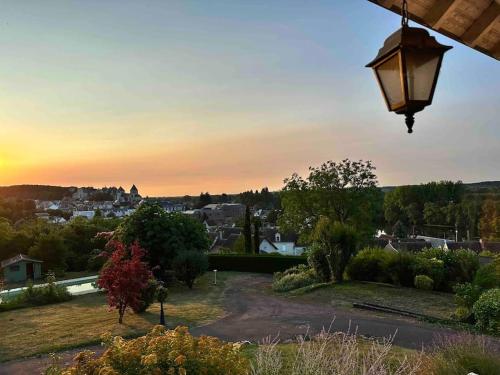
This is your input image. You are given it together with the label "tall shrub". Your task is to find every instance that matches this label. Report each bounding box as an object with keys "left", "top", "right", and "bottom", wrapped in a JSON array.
[
  {"left": 307, "top": 243, "right": 331, "bottom": 282},
  {"left": 312, "top": 218, "right": 358, "bottom": 282},
  {"left": 172, "top": 251, "right": 208, "bottom": 289}
]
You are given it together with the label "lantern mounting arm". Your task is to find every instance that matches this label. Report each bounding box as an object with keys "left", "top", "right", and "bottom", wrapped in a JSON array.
[{"left": 401, "top": 0, "right": 409, "bottom": 27}]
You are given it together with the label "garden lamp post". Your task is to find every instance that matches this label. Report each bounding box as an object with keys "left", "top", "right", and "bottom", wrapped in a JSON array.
[
  {"left": 366, "top": 0, "right": 452, "bottom": 133},
  {"left": 156, "top": 283, "right": 168, "bottom": 326},
  {"left": 213, "top": 269, "right": 218, "bottom": 285}
]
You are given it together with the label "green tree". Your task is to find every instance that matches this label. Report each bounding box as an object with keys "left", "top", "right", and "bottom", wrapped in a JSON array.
[
  {"left": 243, "top": 205, "right": 252, "bottom": 254},
  {"left": 28, "top": 231, "right": 68, "bottom": 273},
  {"left": 196, "top": 192, "right": 212, "bottom": 209},
  {"left": 279, "top": 159, "right": 379, "bottom": 241},
  {"left": 253, "top": 217, "right": 261, "bottom": 254},
  {"left": 118, "top": 203, "right": 209, "bottom": 278},
  {"left": 312, "top": 217, "right": 358, "bottom": 282},
  {"left": 479, "top": 199, "right": 500, "bottom": 240}
]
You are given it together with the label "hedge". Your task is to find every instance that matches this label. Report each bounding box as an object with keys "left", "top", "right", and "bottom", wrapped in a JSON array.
[{"left": 208, "top": 254, "right": 307, "bottom": 273}]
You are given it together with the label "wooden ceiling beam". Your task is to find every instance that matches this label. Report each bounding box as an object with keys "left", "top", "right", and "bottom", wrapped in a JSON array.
[
  {"left": 461, "top": 2, "right": 500, "bottom": 46},
  {"left": 422, "top": 0, "right": 456, "bottom": 27}
]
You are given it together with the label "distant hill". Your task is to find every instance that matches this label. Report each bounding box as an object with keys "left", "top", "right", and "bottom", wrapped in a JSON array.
[
  {"left": 381, "top": 181, "right": 500, "bottom": 194},
  {"left": 0, "top": 185, "right": 75, "bottom": 200}
]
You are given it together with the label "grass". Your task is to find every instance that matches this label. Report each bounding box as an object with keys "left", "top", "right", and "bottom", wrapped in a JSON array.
[
  {"left": 283, "top": 281, "right": 457, "bottom": 320},
  {"left": 0, "top": 271, "right": 235, "bottom": 362}
]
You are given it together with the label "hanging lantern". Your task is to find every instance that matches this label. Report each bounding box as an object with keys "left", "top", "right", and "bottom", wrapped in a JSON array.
[{"left": 366, "top": 0, "right": 452, "bottom": 133}]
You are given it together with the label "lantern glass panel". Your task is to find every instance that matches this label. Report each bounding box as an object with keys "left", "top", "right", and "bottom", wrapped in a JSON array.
[
  {"left": 375, "top": 53, "right": 404, "bottom": 109},
  {"left": 405, "top": 49, "right": 440, "bottom": 101}
]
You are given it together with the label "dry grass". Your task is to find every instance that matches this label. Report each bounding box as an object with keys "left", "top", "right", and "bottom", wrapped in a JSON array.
[
  {"left": 287, "top": 281, "right": 456, "bottom": 320},
  {"left": 0, "top": 272, "right": 234, "bottom": 362},
  {"left": 248, "top": 326, "right": 422, "bottom": 375}
]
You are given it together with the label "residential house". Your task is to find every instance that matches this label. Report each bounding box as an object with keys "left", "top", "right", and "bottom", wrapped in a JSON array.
[{"left": 259, "top": 229, "right": 305, "bottom": 256}]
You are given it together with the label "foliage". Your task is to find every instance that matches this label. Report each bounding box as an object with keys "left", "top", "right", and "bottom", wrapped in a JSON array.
[
  {"left": 253, "top": 217, "right": 261, "bottom": 254},
  {"left": 454, "top": 282, "right": 483, "bottom": 310},
  {"left": 385, "top": 251, "right": 416, "bottom": 287},
  {"left": 414, "top": 275, "right": 434, "bottom": 291},
  {"left": 418, "top": 248, "right": 479, "bottom": 291},
  {"left": 250, "top": 328, "right": 422, "bottom": 375},
  {"left": 473, "top": 288, "right": 500, "bottom": 334},
  {"left": 238, "top": 187, "right": 280, "bottom": 210},
  {"left": 473, "top": 261, "right": 500, "bottom": 289},
  {"left": 60, "top": 217, "right": 121, "bottom": 271},
  {"left": 420, "top": 333, "right": 500, "bottom": 375},
  {"left": 29, "top": 231, "right": 69, "bottom": 274},
  {"left": 244, "top": 205, "right": 252, "bottom": 254},
  {"left": 312, "top": 218, "right": 358, "bottom": 282},
  {"left": 208, "top": 254, "right": 307, "bottom": 273},
  {"left": 172, "top": 250, "right": 209, "bottom": 289},
  {"left": 196, "top": 191, "right": 213, "bottom": 208},
  {"left": 0, "top": 272, "right": 72, "bottom": 312},
  {"left": 383, "top": 180, "right": 470, "bottom": 237},
  {"left": 272, "top": 265, "right": 318, "bottom": 292},
  {"left": 479, "top": 199, "right": 500, "bottom": 240},
  {"left": 132, "top": 278, "right": 158, "bottom": 313},
  {"left": 118, "top": 203, "right": 209, "bottom": 276},
  {"left": 45, "top": 325, "right": 249, "bottom": 375},
  {"left": 307, "top": 243, "right": 332, "bottom": 282},
  {"left": 346, "top": 248, "right": 391, "bottom": 283},
  {"left": 279, "top": 159, "right": 380, "bottom": 241},
  {"left": 97, "top": 241, "right": 152, "bottom": 323}
]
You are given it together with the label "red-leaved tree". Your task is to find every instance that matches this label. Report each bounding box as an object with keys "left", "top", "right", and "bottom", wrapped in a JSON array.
[{"left": 97, "top": 240, "right": 152, "bottom": 324}]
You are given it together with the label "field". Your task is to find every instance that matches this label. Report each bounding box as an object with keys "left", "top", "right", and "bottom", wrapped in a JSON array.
[{"left": 0, "top": 272, "right": 234, "bottom": 362}]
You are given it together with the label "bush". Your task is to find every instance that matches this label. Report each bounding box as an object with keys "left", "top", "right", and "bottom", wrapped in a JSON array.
[
  {"left": 473, "top": 288, "right": 500, "bottom": 334},
  {"left": 208, "top": 254, "right": 307, "bottom": 273},
  {"left": 413, "top": 256, "right": 446, "bottom": 291},
  {"left": 454, "top": 282, "right": 483, "bottom": 309},
  {"left": 385, "top": 251, "right": 417, "bottom": 287},
  {"left": 307, "top": 244, "right": 331, "bottom": 282},
  {"left": 132, "top": 278, "right": 158, "bottom": 313},
  {"left": 346, "top": 248, "right": 391, "bottom": 283},
  {"left": 421, "top": 333, "right": 500, "bottom": 375},
  {"left": 418, "top": 248, "right": 479, "bottom": 291},
  {"left": 45, "top": 325, "right": 248, "bottom": 374},
  {"left": 173, "top": 251, "right": 208, "bottom": 289},
  {"left": 474, "top": 262, "right": 500, "bottom": 289},
  {"left": 272, "top": 266, "right": 318, "bottom": 293},
  {"left": 0, "top": 273, "right": 72, "bottom": 312},
  {"left": 414, "top": 274, "right": 434, "bottom": 290}
]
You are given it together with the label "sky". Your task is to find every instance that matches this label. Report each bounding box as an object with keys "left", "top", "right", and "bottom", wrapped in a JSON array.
[{"left": 0, "top": 0, "right": 498, "bottom": 196}]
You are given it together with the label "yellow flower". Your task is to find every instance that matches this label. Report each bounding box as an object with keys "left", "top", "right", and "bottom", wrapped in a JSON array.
[
  {"left": 178, "top": 368, "right": 186, "bottom": 375},
  {"left": 175, "top": 354, "right": 186, "bottom": 366},
  {"left": 141, "top": 353, "right": 158, "bottom": 366}
]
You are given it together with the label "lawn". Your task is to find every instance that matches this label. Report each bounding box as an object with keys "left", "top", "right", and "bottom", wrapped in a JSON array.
[
  {"left": 284, "top": 281, "right": 457, "bottom": 320},
  {"left": 0, "top": 272, "right": 234, "bottom": 362}
]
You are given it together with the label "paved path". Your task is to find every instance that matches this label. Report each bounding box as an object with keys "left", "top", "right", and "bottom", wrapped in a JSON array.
[{"left": 0, "top": 274, "right": 478, "bottom": 374}]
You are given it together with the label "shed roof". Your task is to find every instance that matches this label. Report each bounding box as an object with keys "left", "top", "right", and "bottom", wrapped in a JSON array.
[
  {"left": 1, "top": 254, "right": 43, "bottom": 268},
  {"left": 368, "top": 0, "right": 500, "bottom": 60}
]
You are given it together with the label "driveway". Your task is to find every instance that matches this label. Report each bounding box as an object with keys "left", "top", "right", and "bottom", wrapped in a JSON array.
[{"left": 0, "top": 273, "right": 483, "bottom": 374}]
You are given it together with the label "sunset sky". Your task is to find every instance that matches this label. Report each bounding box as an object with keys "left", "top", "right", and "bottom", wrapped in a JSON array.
[{"left": 0, "top": 0, "right": 498, "bottom": 196}]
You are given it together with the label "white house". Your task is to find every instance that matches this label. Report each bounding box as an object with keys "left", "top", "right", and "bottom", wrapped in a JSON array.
[{"left": 259, "top": 232, "right": 305, "bottom": 256}]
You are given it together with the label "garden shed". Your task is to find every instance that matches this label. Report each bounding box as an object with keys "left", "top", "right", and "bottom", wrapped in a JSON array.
[{"left": 1, "top": 254, "right": 43, "bottom": 284}]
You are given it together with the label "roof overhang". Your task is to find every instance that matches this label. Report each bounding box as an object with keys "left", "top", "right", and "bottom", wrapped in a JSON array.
[{"left": 367, "top": 0, "right": 500, "bottom": 60}]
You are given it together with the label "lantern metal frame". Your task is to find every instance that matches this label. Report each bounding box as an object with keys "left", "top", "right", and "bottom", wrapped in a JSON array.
[{"left": 366, "top": 1, "right": 452, "bottom": 133}]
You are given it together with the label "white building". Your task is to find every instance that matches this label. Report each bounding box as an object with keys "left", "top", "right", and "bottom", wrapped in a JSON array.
[{"left": 259, "top": 232, "right": 305, "bottom": 256}]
